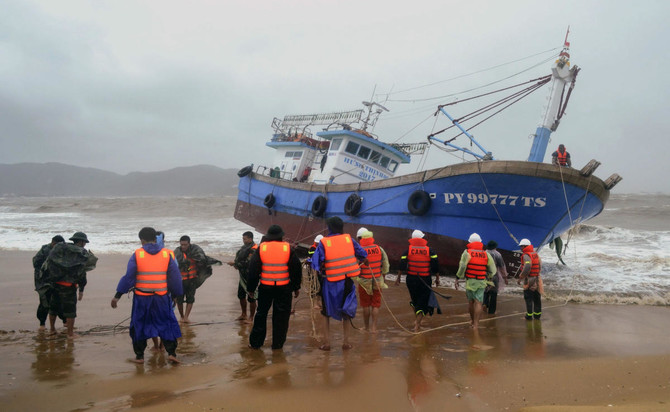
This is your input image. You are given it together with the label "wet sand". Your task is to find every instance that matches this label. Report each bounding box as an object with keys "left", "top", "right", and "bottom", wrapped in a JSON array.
[{"left": 0, "top": 250, "right": 668, "bottom": 411}]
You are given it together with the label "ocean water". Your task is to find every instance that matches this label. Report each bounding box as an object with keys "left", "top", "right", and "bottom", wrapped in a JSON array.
[{"left": 0, "top": 194, "right": 668, "bottom": 306}]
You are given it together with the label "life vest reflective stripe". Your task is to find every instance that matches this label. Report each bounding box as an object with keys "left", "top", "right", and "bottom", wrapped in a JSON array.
[
  {"left": 135, "top": 248, "right": 170, "bottom": 296},
  {"left": 556, "top": 149, "right": 568, "bottom": 166},
  {"left": 522, "top": 245, "right": 540, "bottom": 277},
  {"left": 406, "top": 237, "right": 431, "bottom": 277},
  {"left": 323, "top": 234, "right": 360, "bottom": 282},
  {"left": 259, "top": 241, "right": 290, "bottom": 286},
  {"left": 180, "top": 253, "right": 198, "bottom": 280},
  {"left": 308, "top": 242, "right": 317, "bottom": 256},
  {"left": 465, "top": 242, "right": 488, "bottom": 280},
  {"left": 359, "top": 238, "right": 382, "bottom": 279}
]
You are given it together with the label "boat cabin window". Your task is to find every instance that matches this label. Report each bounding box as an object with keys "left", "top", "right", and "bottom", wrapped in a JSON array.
[
  {"left": 369, "top": 150, "right": 381, "bottom": 164},
  {"left": 284, "top": 151, "right": 303, "bottom": 159},
  {"left": 330, "top": 139, "right": 342, "bottom": 152},
  {"left": 379, "top": 156, "right": 390, "bottom": 168},
  {"left": 345, "top": 141, "right": 359, "bottom": 155},
  {"left": 388, "top": 160, "right": 399, "bottom": 173},
  {"left": 356, "top": 145, "right": 371, "bottom": 160}
]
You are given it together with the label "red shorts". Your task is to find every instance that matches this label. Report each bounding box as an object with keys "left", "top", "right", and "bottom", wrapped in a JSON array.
[{"left": 358, "top": 284, "right": 381, "bottom": 308}]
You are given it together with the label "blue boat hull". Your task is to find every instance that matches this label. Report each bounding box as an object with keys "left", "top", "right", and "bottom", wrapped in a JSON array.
[{"left": 235, "top": 160, "right": 609, "bottom": 273}]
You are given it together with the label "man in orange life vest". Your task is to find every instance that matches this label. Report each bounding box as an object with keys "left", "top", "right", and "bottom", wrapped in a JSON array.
[
  {"left": 355, "top": 227, "right": 389, "bottom": 333},
  {"left": 111, "top": 227, "right": 183, "bottom": 363},
  {"left": 518, "top": 238, "right": 544, "bottom": 320},
  {"left": 227, "top": 231, "right": 258, "bottom": 323},
  {"left": 246, "top": 225, "right": 302, "bottom": 350},
  {"left": 455, "top": 233, "right": 496, "bottom": 329},
  {"left": 174, "top": 235, "right": 207, "bottom": 323},
  {"left": 311, "top": 216, "right": 368, "bottom": 350},
  {"left": 551, "top": 144, "right": 572, "bottom": 167},
  {"left": 396, "top": 229, "right": 440, "bottom": 332}
]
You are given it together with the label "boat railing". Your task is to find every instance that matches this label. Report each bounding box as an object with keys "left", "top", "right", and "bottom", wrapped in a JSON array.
[
  {"left": 269, "top": 132, "right": 330, "bottom": 150},
  {"left": 254, "top": 165, "right": 294, "bottom": 181}
]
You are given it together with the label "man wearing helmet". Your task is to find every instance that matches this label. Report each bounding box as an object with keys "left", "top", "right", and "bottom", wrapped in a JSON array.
[
  {"left": 455, "top": 233, "right": 496, "bottom": 329},
  {"left": 518, "top": 238, "right": 544, "bottom": 320}
]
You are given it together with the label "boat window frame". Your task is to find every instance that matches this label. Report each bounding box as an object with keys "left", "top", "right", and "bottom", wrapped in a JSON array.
[
  {"left": 330, "top": 138, "right": 343, "bottom": 152},
  {"left": 369, "top": 150, "right": 382, "bottom": 164},
  {"left": 345, "top": 141, "right": 360, "bottom": 156},
  {"left": 388, "top": 159, "right": 399, "bottom": 173},
  {"left": 356, "top": 145, "right": 371, "bottom": 160},
  {"left": 379, "top": 156, "right": 390, "bottom": 168}
]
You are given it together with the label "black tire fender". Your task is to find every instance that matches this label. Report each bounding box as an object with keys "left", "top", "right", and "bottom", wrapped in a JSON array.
[
  {"left": 263, "top": 193, "right": 276, "bottom": 208},
  {"left": 311, "top": 195, "right": 327, "bottom": 217},
  {"left": 344, "top": 194, "right": 362, "bottom": 216},
  {"left": 407, "top": 190, "right": 431, "bottom": 216},
  {"left": 237, "top": 165, "right": 253, "bottom": 178}
]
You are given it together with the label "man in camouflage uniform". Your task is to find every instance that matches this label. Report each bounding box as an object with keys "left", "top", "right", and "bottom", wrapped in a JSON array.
[
  {"left": 174, "top": 235, "right": 220, "bottom": 322},
  {"left": 32, "top": 235, "right": 65, "bottom": 330},
  {"left": 228, "top": 231, "right": 258, "bottom": 323},
  {"left": 44, "top": 232, "right": 97, "bottom": 338}
]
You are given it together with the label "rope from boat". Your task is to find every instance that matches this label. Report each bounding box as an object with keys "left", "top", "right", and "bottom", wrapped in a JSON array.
[
  {"left": 475, "top": 160, "right": 520, "bottom": 245},
  {"left": 387, "top": 55, "right": 558, "bottom": 103},
  {"left": 381, "top": 47, "right": 559, "bottom": 97}
]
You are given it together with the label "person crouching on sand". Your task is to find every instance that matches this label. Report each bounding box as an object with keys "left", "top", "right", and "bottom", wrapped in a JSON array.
[{"left": 111, "top": 227, "right": 182, "bottom": 364}]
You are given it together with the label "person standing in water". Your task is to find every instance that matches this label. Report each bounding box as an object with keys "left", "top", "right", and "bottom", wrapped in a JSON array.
[
  {"left": 396, "top": 230, "right": 440, "bottom": 332},
  {"left": 228, "top": 231, "right": 258, "bottom": 323},
  {"left": 111, "top": 227, "right": 182, "bottom": 364}
]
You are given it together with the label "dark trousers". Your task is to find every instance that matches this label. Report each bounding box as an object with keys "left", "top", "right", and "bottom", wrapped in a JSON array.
[
  {"left": 38, "top": 287, "right": 65, "bottom": 324},
  {"left": 130, "top": 329, "right": 178, "bottom": 359},
  {"left": 483, "top": 288, "right": 498, "bottom": 314},
  {"left": 249, "top": 285, "right": 293, "bottom": 349},
  {"left": 523, "top": 289, "right": 542, "bottom": 319}
]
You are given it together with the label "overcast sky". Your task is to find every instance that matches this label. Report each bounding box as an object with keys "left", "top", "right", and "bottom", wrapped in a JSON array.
[{"left": 1, "top": 0, "right": 668, "bottom": 193}]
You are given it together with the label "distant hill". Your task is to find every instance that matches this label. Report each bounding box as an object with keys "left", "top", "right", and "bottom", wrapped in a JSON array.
[{"left": 0, "top": 163, "right": 240, "bottom": 196}]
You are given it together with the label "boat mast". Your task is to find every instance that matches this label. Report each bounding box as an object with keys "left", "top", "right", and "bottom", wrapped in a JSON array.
[{"left": 527, "top": 28, "right": 578, "bottom": 162}]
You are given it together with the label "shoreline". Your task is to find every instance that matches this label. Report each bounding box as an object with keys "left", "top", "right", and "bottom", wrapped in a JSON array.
[{"left": 1, "top": 250, "right": 669, "bottom": 411}]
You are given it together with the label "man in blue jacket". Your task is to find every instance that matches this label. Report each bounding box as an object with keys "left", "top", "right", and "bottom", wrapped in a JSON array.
[{"left": 111, "top": 227, "right": 183, "bottom": 364}]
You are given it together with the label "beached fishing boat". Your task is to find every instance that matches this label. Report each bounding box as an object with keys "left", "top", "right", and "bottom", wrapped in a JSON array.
[{"left": 234, "top": 34, "right": 621, "bottom": 273}]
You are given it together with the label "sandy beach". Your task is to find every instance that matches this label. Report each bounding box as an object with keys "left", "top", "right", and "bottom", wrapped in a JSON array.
[{"left": 0, "top": 249, "right": 668, "bottom": 411}]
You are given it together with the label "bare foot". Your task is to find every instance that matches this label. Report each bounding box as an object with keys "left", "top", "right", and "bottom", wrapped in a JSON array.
[
  {"left": 243, "top": 319, "right": 253, "bottom": 325},
  {"left": 38, "top": 325, "right": 46, "bottom": 331},
  {"left": 342, "top": 343, "right": 352, "bottom": 350},
  {"left": 235, "top": 315, "right": 247, "bottom": 321},
  {"left": 67, "top": 333, "right": 80, "bottom": 340},
  {"left": 181, "top": 318, "right": 190, "bottom": 324},
  {"left": 150, "top": 346, "right": 162, "bottom": 353},
  {"left": 131, "top": 358, "right": 145, "bottom": 364},
  {"left": 370, "top": 328, "right": 378, "bottom": 334},
  {"left": 167, "top": 355, "right": 180, "bottom": 364},
  {"left": 318, "top": 344, "right": 331, "bottom": 351}
]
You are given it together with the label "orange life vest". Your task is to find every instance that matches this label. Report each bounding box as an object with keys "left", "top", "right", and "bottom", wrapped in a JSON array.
[
  {"left": 359, "top": 237, "right": 382, "bottom": 279},
  {"left": 323, "top": 234, "right": 360, "bottom": 282},
  {"left": 180, "top": 252, "right": 198, "bottom": 280},
  {"left": 259, "top": 241, "right": 291, "bottom": 286},
  {"left": 556, "top": 148, "right": 568, "bottom": 166},
  {"left": 134, "top": 248, "right": 172, "bottom": 296},
  {"left": 522, "top": 245, "right": 540, "bottom": 277},
  {"left": 465, "top": 241, "right": 489, "bottom": 280},
  {"left": 55, "top": 281, "right": 76, "bottom": 287},
  {"left": 407, "top": 238, "right": 431, "bottom": 277}
]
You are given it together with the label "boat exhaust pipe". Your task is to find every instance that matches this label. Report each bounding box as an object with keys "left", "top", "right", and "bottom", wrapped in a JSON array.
[
  {"left": 579, "top": 159, "right": 601, "bottom": 177},
  {"left": 604, "top": 173, "right": 623, "bottom": 190}
]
